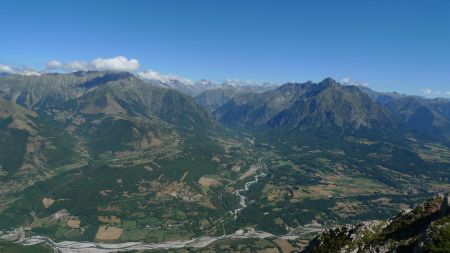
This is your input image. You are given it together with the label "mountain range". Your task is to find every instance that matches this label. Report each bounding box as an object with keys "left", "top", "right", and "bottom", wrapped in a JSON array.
[{"left": 0, "top": 71, "right": 449, "bottom": 251}]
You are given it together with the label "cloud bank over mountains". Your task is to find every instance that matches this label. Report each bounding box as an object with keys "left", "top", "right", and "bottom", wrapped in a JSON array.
[
  {"left": 137, "top": 69, "right": 194, "bottom": 85},
  {"left": 1, "top": 56, "right": 268, "bottom": 88},
  {"left": 0, "top": 64, "right": 42, "bottom": 76},
  {"left": 3, "top": 56, "right": 191, "bottom": 86},
  {"left": 419, "top": 88, "right": 450, "bottom": 97},
  {"left": 1, "top": 56, "right": 140, "bottom": 76},
  {"left": 1, "top": 57, "right": 449, "bottom": 98},
  {"left": 45, "top": 56, "right": 140, "bottom": 72},
  {"left": 0, "top": 64, "right": 13, "bottom": 73},
  {"left": 340, "top": 77, "right": 370, "bottom": 87}
]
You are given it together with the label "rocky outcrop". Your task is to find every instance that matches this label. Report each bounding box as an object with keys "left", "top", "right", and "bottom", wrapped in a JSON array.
[{"left": 303, "top": 194, "right": 450, "bottom": 253}]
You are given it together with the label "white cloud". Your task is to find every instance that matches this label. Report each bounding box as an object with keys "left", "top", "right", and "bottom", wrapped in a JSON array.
[
  {"left": 419, "top": 88, "right": 447, "bottom": 96},
  {"left": 340, "top": 77, "right": 369, "bottom": 87},
  {"left": 341, "top": 77, "right": 351, "bottom": 83},
  {"left": 0, "top": 64, "right": 41, "bottom": 76},
  {"left": 47, "top": 56, "right": 140, "bottom": 72},
  {"left": 91, "top": 56, "right": 140, "bottom": 72},
  {"left": 223, "top": 79, "right": 249, "bottom": 86},
  {"left": 420, "top": 88, "right": 433, "bottom": 94},
  {"left": 138, "top": 69, "right": 193, "bottom": 85},
  {"left": 17, "top": 69, "right": 41, "bottom": 76},
  {"left": 46, "top": 60, "right": 63, "bottom": 69},
  {"left": 66, "top": 61, "right": 89, "bottom": 71},
  {"left": 137, "top": 69, "right": 163, "bottom": 80},
  {"left": 0, "top": 64, "right": 13, "bottom": 73}
]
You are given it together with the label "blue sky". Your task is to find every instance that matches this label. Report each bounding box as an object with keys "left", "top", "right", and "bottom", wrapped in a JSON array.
[{"left": 1, "top": 0, "right": 449, "bottom": 97}]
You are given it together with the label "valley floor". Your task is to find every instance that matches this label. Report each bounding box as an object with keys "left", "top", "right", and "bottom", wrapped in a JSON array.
[{"left": 1, "top": 225, "right": 323, "bottom": 253}]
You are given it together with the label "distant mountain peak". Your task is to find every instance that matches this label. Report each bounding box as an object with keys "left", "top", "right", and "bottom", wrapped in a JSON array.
[
  {"left": 319, "top": 77, "right": 337, "bottom": 86},
  {"left": 213, "top": 78, "right": 400, "bottom": 132}
]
